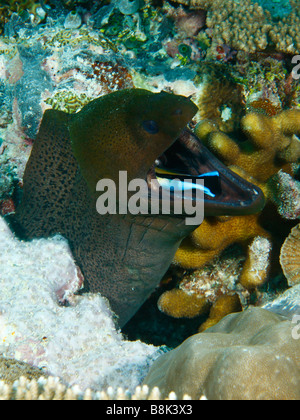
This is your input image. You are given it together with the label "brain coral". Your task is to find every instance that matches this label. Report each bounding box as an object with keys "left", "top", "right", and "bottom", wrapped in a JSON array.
[{"left": 143, "top": 307, "right": 300, "bottom": 400}]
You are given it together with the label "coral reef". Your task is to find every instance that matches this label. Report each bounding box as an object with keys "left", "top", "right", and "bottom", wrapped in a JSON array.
[
  {"left": 280, "top": 223, "right": 300, "bottom": 286},
  {"left": 64, "top": 10, "right": 82, "bottom": 29},
  {"left": 256, "top": 0, "right": 292, "bottom": 18},
  {"left": 174, "top": 213, "right": 269, "bottom": 269},
  {"left": 158, "top": 289, "right": 210, "bottom": 318},
  {"left": 173, "top": 108, "right": 300, "bottom": 272},
  {"left": 0, "top": 217, "right": 161, "bottom": 392},
  {"left": 0, "top": 0, "right": 299, "bottom": 399},
  {"left": 194, "top": 65, "right": 244, "bottom": 133},
  {"left": 159, "top": 238, "right": 272, "bottom": 330},
  {"left": 173, "top": 0, "right": 300, "bottom": 53},
  {"left": 45, "top": 90, "right": 91, "bottom": 113},
  {"left": 239, "top": 236, "right": 272, "bottom": 289},
  {"left": 143, "top": 307, "right": 300, "bottom": 400}
]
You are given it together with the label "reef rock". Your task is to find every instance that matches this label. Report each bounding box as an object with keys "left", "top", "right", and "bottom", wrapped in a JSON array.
[
  {"left": 143, "top": 307, "right": 300, "bottom": 400},
  {"left": 0, "top": 217, "right": 161, "bottom": 392}
]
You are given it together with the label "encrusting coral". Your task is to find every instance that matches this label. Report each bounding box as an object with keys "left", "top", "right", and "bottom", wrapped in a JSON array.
[
  {"left": 0, "top": 216, "right": 161, "bottom": 392},
  {"left": 143, "top": 307, "right": 300, "bottom": 400}
]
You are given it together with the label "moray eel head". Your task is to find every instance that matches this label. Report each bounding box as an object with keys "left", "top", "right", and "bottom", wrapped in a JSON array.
[
  {"left": 11, "top": 88, "right": 265, "bottom": 327},
  {"left": 69, "top": 88, "right": 264, "bottom": 216},
  {"left": 69, "top": 89, "right": 197, "bottom": 192}
]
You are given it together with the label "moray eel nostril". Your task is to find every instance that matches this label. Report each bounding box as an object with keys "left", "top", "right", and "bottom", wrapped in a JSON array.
[{"left": 8, "top": 88, "right": 265, "bottom": 327}]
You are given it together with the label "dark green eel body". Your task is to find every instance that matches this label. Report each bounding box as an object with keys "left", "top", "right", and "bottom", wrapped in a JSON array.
[{"left": 10, "top": 89, "right": 265, "bottom": 327}]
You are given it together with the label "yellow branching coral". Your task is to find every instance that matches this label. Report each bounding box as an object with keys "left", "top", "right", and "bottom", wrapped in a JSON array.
[
  {"left": 159, "top": 237, "right": 271, "bottom": 331},
  {"left": 175, "top": 213, "right": 268, "bottom": 269},
  {"left": 198, "top": 294, "right": 242, "bottom": 331},
  {"left": 197, "top": 109, "right": 300, "bottom": 183},
  {"left": 175, "top": 108, "right": 300, "bottom": 271},
  {"left": 159, "top": 109, "right": 300, "bottom": 326},
  {"left": 157, "top": 288, "right": 210, "bottom": 318}
]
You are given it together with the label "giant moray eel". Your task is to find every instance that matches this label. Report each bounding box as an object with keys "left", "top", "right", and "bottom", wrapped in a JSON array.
[{"left": 10, "top": 89, "right": 265, "bottom": 327}]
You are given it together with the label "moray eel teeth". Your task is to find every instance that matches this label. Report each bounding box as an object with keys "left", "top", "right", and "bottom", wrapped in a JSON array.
[{"left": 10, "top": 88, "right": 265, "bottom": 327}]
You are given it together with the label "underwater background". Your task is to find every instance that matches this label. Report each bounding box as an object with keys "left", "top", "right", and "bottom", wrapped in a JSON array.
[{"left": 0, "top": 0, "right": 299, "bottom": 400}]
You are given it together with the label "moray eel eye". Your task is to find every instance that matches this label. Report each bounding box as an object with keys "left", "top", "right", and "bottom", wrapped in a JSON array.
[{"left": 142, "top": 120, "right": 159, "bottom": 134}]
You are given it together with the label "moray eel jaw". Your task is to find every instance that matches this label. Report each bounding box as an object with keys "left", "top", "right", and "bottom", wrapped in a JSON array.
[{"left": 147, "top": 128, "right": 265, "bottom": 217}]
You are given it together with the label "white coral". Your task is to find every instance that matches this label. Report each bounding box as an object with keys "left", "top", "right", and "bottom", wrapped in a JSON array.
[{"left": 0, "top": 217, "right": 160, "bottom": 391}]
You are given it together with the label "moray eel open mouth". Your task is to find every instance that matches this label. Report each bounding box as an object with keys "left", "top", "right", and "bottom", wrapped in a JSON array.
[{"left": 146, "top": 127, "right": 265, "bottom": 217}]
